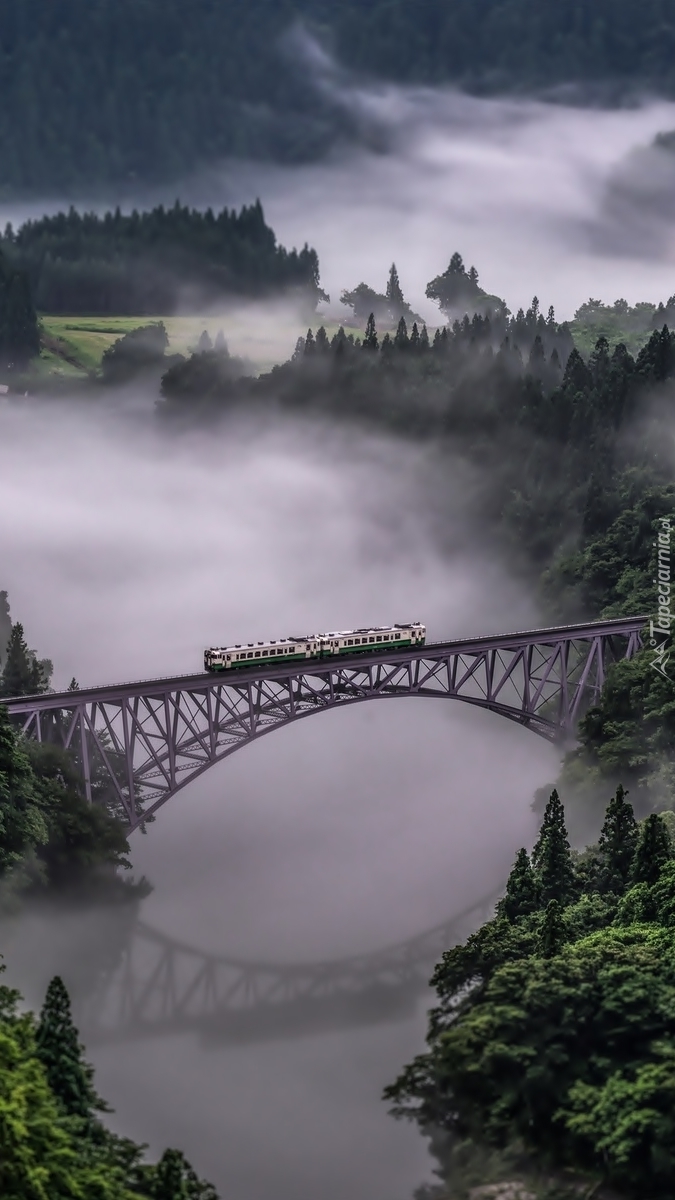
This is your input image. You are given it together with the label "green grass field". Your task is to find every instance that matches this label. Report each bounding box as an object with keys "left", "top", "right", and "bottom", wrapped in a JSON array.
[{"left": 36, "top": 313, "right": 366, "bottom": 380}]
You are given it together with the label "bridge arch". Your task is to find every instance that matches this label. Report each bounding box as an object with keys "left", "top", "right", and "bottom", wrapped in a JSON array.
[{"left": 2, "top": 616, "right": 645, "bottom": 831}]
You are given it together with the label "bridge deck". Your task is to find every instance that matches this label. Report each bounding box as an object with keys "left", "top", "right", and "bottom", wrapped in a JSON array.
[{"left": 0, "top": 615, "right": 648, "bottom": 711}]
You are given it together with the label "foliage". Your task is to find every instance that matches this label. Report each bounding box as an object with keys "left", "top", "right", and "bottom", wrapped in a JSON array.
[
  {"left": 0, "top": 969, "right": 218, "bottom": 1198},
  {"left": 100, "top": 323, "right": 172, "bottom": 384},
  {"left": 0, "top": 706, "right": 49, "bottom": 876},
  {"left": 35, "top": 975, "right": 105, "bottom": 1123},
  {"left": 1, "top": 1, "right": 675, "bottom": 194},
  {"left": 341, "top": 262, "right": 421, "bottom": 326},
  {"left": 385, "top": 789, "right": 675, "bottom": 1198},
  {"left": 0, "top": 249, "right": 39, "bottom": 371},
  {"left": 426, "top": 253, "right": 503, "bottom": 319},
  {"left": 0, "top": 658, "right": 137, "bottom": 898},
  {"left": 0, "top": 202, "right": 327, "bottom": 315},
  {"left": 0, "top": 621, "right": 52, "bottom": 698}
]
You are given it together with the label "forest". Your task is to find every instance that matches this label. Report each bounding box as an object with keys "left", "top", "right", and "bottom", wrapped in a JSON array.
[
  {"left": 0, "top": 967, "right": 219, "bottom": 1197},
  {"left": 0, "top": 202, "right": 326, "bottom": 315},
  {"left": 160, "top": 273, "right": 675, "bottom": 836},
  {"left": 2, "top": 241, "right": 675, "bottom": 1193},
  {"left": 0, "top": 0, "right": 674, "bottom": 193}
]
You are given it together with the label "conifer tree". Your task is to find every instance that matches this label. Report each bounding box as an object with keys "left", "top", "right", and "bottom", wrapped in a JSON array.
[
  {"left": 0, "top": 623, "right": 43, "bottom": 698},
  {"left": 630, "top": 814, "right": 672, "bottom": 886},
  {"left": 597, "top": 785, "right": 638, "bottom": 893},
  {"left": 419, "top": 324, "right": 430, "bottom": 352},
  {"left": 498, "top": 847, "right": 539, "bottom": 922},
  {"left": 0, "top": 591, "right": 10, "bottom": 665},
  {"left": 303, "top": 328, "right": 315, "bottom": 356},
  {"left": 410, "top": 322, "right": 420, "bottom": 351},
  {"left": 532, "top": 789, "right": 576, "bottom": 905},
  {"left": 539, "top": 898, "right": 565, "bottom": 957},
  {"left": 214, "top": 329, "right": 228, "bottom": 354},
  {"left": 386, "top": 262, "right": 406, "bottom": 322},
  {"left": 197, "top": 330, "right": 213, "bottom": 353},
  {"left": 35, "top": 976, "right": 105, "bottom": 1123},
  {"left": 363, "top": 313, "right": 378, "bottom": 351},
  {"left": 151, "top": 1148, "right": 218, "bottom": 1200},
  {"left": 394, "top": 317, "right": 409, "bottom": 350},
  {"left": 315, "top": 326, "right": 329, "bottom": 354}
]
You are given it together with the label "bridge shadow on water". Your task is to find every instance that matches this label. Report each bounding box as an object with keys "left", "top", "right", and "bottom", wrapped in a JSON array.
[{"left": 70, "top": 891, "right": 500, "bottom": 1048}]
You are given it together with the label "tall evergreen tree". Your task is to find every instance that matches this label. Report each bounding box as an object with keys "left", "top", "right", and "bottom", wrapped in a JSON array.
[
  {"left": 0, "top": 591, "right": 11, "bottom": 664},
  {"left": 539, "top": 898, "right": 565, "bottom": 958},
  {"left": 150, "top": 1148, "right": 218, "bottom": 1200},
  {"left": 0, "top": 623, "right": 43, "bottom": 698},
  {"left": 630, "top": 814, "right": 672, "bottom": 886},
  {"left": 394, "top": 317, "right": 409, "bottom": 350},
  {"left": 498, "top": 847, "right": 539, "bottom": 922},
  {"left": 597, "top": 785, "right": 638, "bottom": 893},
  {"left": 0, "top": 250, "right": 40, "bottom": 370},
  {"left": 363, "top": 312, "right": 379, "bottom": 351},
  {"left": 386, "top": 262, "right": 406, "bottom": 321},
  {"left": 35, "top": 976, "right": 105, "bottom": 1123},
  {"left": 532, "top": 789, "right": 576, "bottom": 905}
]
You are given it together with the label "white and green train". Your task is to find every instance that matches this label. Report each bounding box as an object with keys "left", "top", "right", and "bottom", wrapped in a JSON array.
[{"left": 204, "top": 623, "right": 426, "bottom": 672}]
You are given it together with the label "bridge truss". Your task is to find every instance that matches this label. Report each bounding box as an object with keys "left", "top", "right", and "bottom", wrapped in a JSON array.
[{"left": 2, "top": 617, "right": 645, "bottom": 831}]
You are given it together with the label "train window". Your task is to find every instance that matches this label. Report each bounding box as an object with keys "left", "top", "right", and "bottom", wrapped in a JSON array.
[
  {"left": 254, "top": 651, "right": 260, "bottom": 657},
  {"left": 369, "top": 636, "right": 374, "bottom": 642},
  {"left": 247, "top": 652, "right": 253, "bottom": 658},
  {"left": 376, "top": 635, "right": 382, "bottom": 642}
]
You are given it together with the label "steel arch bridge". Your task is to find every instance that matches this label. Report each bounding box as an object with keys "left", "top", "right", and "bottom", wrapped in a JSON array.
[
  {"left": 1, "top": 616, "right": 645, "bottom": 832},
  {"left": 78, "top": 893, "right": 499, "bottom": 1046}
]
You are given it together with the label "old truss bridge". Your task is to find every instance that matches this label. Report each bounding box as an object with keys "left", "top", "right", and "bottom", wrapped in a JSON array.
[{"left": 1, "top": 616, "right": 645, "bottom": 832}]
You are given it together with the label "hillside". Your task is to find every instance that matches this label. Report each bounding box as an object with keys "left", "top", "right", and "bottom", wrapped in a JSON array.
[{"left": 1, "top": 0, "right": 675, "bottom": 194}]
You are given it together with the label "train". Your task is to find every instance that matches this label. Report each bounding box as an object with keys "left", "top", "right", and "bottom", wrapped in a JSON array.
[{"left": 204, "top": 622, "right": 426, "bottom": 671}]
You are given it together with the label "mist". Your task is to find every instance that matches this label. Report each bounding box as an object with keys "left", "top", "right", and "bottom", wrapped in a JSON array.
[
  {"left": 0, "top": 396, "right": 558, "bottom": 1199},
  {"left": 4, "top": 72, "right": 675, "bottom": 339}
]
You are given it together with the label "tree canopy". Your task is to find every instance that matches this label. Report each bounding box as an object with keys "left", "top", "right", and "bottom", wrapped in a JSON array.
[
  {"left": 386, "top": 790, "right": 675, "bottom": 1197},
  {"left": 1, "top": 1, "right": 675, "bottom": 194},
  {"left": 0, "top": 202, "right": 326, "bottom": 315},
  {"left": 0, "top": 970, "right": 219, "bottom": 1198}
]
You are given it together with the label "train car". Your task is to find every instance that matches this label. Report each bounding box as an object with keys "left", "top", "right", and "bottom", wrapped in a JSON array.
[{"left": 204, "top": 622, "right": 426, "bottom": 671}]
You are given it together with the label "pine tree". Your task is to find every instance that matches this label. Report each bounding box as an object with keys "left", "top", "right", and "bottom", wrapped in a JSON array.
[
  {"left": 363, "top": 313, "right": 378, "bottom": 351},
  {"left": 35, "top": 976, "right": 105, "bottom": 1123},
  {"left": 315, "top": 326, "right": 329, "bottom": 354},
  {"left": 151, "top": 1148, "right": 218, "bottom": 1200},
  {"left": 214, "top": 329, "right": 228, "bottom": 354},
  {"left": 197, "top": 330, "right": 212, "bottom": 352},
  {"left": 597, "top": 785, "right": 638, "bottom": 893},
  {"left": 0, "top": 591, "right": 10, "bottom": 664},
  {"left": 630, "top": 814, "right": 672, "bottom": 886},
  {"left": 410, "top": 322, "right": 420, "bottom": 351},
  {"left": 539, "top": 899, "right": 565, "bottom": 958},
  {"left": 498, "top": 848, "right": 539, "bottom": 922},
  {"left": 386, "top": 262, "right": 405, "bottom": 321},
  {"left": 394, "top": 317, "right": 409, "bottom": 350},
  {"left": 532, "top": 789, "right": 576, "bottom": 905},
  {"left": 419, "top": 324, "right": 430, "bottom": 352},
  {"left": 0, "top": 623, "right": 42, "bottom": 698},
  {"left": 303, "top": 328, "right": 315, "bottom": 357}
]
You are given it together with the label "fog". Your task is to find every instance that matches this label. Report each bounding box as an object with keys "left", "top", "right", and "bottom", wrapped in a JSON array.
[
  {"left": 4, "top": 46, "right": 662, "bottom": 1196},
  {"left": 0, "top": 397, "right": 558, "bottom": 1199},
  {"left": 208, "top": 90, "right": 675, "bottom": 323}
]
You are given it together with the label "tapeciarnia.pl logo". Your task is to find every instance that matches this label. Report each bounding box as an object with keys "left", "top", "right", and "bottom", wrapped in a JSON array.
[{"left": 650, "top": 516, "right": 672, "bottom": 679}]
